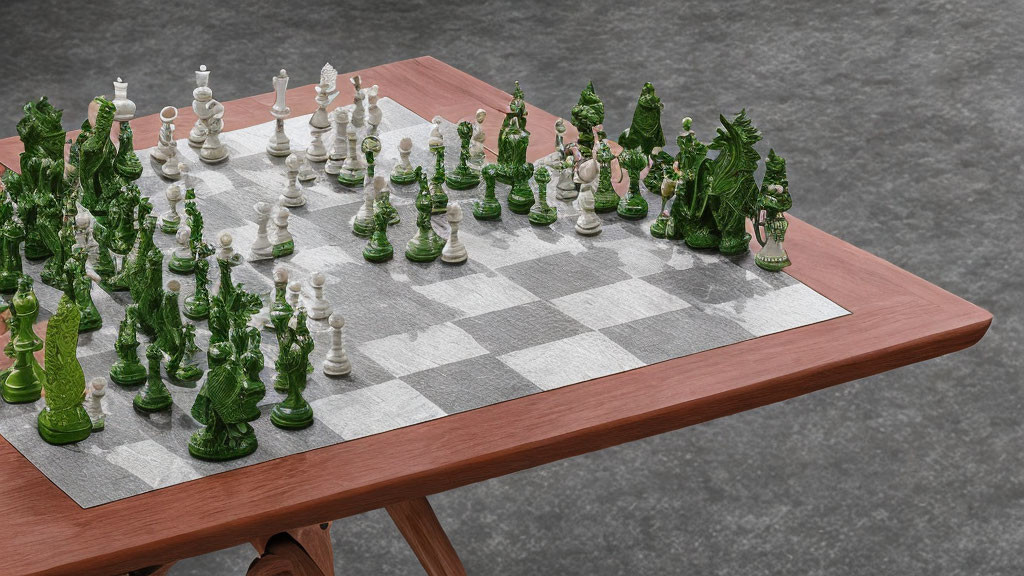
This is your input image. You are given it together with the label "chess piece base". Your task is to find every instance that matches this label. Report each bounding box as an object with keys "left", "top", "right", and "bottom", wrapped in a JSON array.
[
  {"left": 78, "top": 310, "right": 102, "bottom": 333},
  {"left": 324, "top": 158, "right": 344, "bottom": 175},
  {"left": 594, "top": 188, "right": 619, "bottom": 213},
  {"left": 575, "top": 221, "right": 602, "bottom": 236},
  {"left": 160, "top": 163, "right": 182, "bottom": 181},
  {"left": 528, "top": 206, "right": 558, "bottom": 226},
  {"left": 279, "top": 194, "right": 306, "bottom": 208},
  {"left": 445, "top": 169, "right": 481, "bottom": 191},
  {"left": 161, "top": 219, "right": 181, "bottom": 235},
  {"left": 507, "top": 188, "right": 535, "bottom": 215},
  {"left": 617, "top": 195, "right": 649, "bottom": 220},
  {"left": 337, "top": 171, "right": 365, "bottom": 187},
  {"left": 323, "top": 358, "right": 352, "bottom": 377},
  {"left": 110, "top": 362, "right": 147, "bottom": 387},
  {"left": 199, "top": 148, "right": 229, "bottom": 165},
  {"left": 718, "top": 233, "right": 752, "bottom": 255},
  {"left": 405, "top": 236, "right": 445, "bottom": 263},
  {"left": 188, "top": 429, "right": 258, "bottom": 461},
  {"left": 183, "top": 297, "right": 210, "bottom": 321},
  {"left": 37, "top": 407, "right": 92, "bottom": 445},
  {"left": 272, "top": 241, "right": 294, "bottom": 258},
  {"left": 1, "top": 372, "right": 42, "bottom": 404},
  {"left": 134, "top": 388, "right": 173, "bottom": 413},
  {"left": 756, "top": 253, "right": 791, "bottom": 271},
  {"left": 271, "top": 402, "right": 314, "bottom": 430},
  {"left": 473, "top": 200, "right": 502, "bottom": 221},
  {"left": 168, "top": 256, "right": 196, "bottom": 274},
  {"left": 352, "top": 217, "right": 374, "bottom": 238},
  {"left": 390, "top": 170, "right": 417, "bottom": 186},
  {"left": 650, "top": 215, "right": 669, "bottom": 238},
  {"left": 175, "top": 365, "right": 204, "bottom": 383}
]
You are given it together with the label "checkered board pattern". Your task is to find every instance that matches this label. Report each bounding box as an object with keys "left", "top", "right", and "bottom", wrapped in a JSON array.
[{"left": 0, "top": 97, "right": 848, "bottom": 508}]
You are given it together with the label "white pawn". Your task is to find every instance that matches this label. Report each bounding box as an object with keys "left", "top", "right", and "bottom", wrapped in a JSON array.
[
  {"left": 280, "top": 154, "right": 305, "bottom": 207},
  {"left": 324, "top": 108, "right": 350, "bottom": 176},
  {"left": 468, "top": 108, "right": 486, "bottom": 172},
  {"left": 396, "top": 137, "right": 414, "bottom": 171},
  {"left": 161, "top": 142, "right": 183, "bottom": 180},
  {"left": 307, "top": 272, "right": 331, "bottom": 320},
  {"left": 428, "top": 115, "right": 444, "bottom": 148},
  {"left": 350, "top": 75, "right": 366, "bottom": 128},
  {"left": 251, "top": 201, "right": 273, "bottom": 260},
  {"left": 152, "top": 106, "right": 178, "bottom": 164},
  {"left": 322, "top": 312, "right": 352, "bottom": 376},
  {"left": 286, "top": 280, "right": 302, "bottom": 309},
  {"left": 74, "top": 212, "right": 91, "bottom": 251},
  {"left": 296, "top": 149, "right": 318, "bottom": 182},
  {"left": 273, "top": 206, "right": 293, "bottom": 248},
  {"left": 171, "top": 226, "right": 192, "bottom": 262},
  {"left": 574, "top": 159, "right": 602, "bottom": 236},
  {"left": 84, "top": 378, "right": 106, "bottom": 431},
  {"left": 217, "top": 231, "right": 241, "bottom": 265},
  {"left": 366, "top": 85, "right": 382, "bottom": 135},
  {"left": 441, "top": 203, "right": 468, "bottom": 264},
  {"left": 161, "top": 183, "right": 183, "bottom": 233}
]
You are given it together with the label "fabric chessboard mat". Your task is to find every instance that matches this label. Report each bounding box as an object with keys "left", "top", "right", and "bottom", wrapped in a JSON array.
[{"left": 0, "top": 97, "right": 848, "bottom": 508}]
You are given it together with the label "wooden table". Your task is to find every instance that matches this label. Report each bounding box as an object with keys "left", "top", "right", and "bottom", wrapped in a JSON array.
[{"left": 0, "top": 57, "right": 991, "bottom": 576}]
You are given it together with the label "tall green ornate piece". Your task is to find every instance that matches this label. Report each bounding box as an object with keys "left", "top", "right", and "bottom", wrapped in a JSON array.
[
  {"left": 363, "top": 205, "right": 394, "bottom": 262},
  {"left": 593, "top": 141, "right": 619, "bottom": 213},
  {"left": 188, "top": 342, "right": 258, "bottom": 461},
  {"left": 617, "top": 82, "right": 665, "bottom": 157},
  {"left": 134, "top": 343, "right": 173, "bottom": 413},
  {"left": 446, "top": 121, "right": 481, "bottom": 190},
  {"left": 184, "top": 243, "right": 213, "bottom": 320},
  {"left": 110, "top": 304, "right": 147, "bottom": 386},
  {"left": 271, "top": 309, "right": 315, "bottom": 430},
  {"left": 239, "top": 326, "right": 266, "bottom": 422},
  {"left": 405, "top": 171, "right": 445, "bottom": 262},
  {"left": 36, "top": 294, "right": 92, "bottom": 445},
  {"left": 2, "top": 275, "right": 45, "bottom": 404},
  {"left": 528, "top": 166, "right": 557, "bottom": 226},
  {"left": 570, "top": 82, "right": 604, "bottom": 158},
  {"left": 473, "top": 163, "right": 501, "bottom": 220},
  {"left": 65, "top": 246, "right": 101, "bottom": 332},
  {"left": 616, "top": 147, "right": 650, "bottom": 220},
  {"left": 496, "top": 82, "right": 529, "bottom": 184},
  {"left": 753, "top": 149, "right": 793, "bottom": 271}
]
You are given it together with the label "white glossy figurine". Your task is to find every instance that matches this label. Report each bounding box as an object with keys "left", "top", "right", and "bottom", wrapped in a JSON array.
[
  {"left": 350, "top": 75, "right": 366, "bottom": 128},
  {"left": 325, "top": 108, "right": 350, "bottom": 176},
  {"left": 189, "top": 65, "right": 213, "bottom": 148},
  {"left": 574, "top": 159, "right": 602, "bottom": 236},
  {"left": 152, "top": 106, "right": 177, "bottom": 164},
  {"left": 280, "top": 154, "right": 305, "bottom": 207},
  {"left": 251, "top": 201, "right": 273, "bottom": 260},
  {"left": 366, "top": 85, "right": 382, "bottom": 135},
  {"left": 468, "top": 108, "right": 486, "bottom": 172},
  {"left": 286, "top": 280, "right": 302, "bottom": 309},
  {"left": 111, "top": 77, "right": 136, "bottom": 122},
  {"left": 441, "top": 203, "right": 468, "bottom": 264},
  {"left": 84, "top": 378, "right": 106, "bottom": 432},
  {"left": 267, "top": 69, "right": 292, "bottom": 157},
  {"left": 307, "top": 272, "right": 331, "bottom": 321},
  {"left": 199, "top": 99, "right": 228, "bottom": 164},
  {"left": 273, "top": 206, "right": 293, "bottom": 247},
  {"left": 322, "top": 312, "right": 352, "bottom": 377}
]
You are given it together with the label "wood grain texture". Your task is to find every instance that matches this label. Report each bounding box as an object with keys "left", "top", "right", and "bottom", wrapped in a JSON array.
[
  {"left": 0, "top": 56, "right": 991, "bottom": 576},
  {"left": 247, "top": 523, "right": 334, "bottom": 576},
  {"left": 386, "top": 498, "right": 467, "bottom": 576}
]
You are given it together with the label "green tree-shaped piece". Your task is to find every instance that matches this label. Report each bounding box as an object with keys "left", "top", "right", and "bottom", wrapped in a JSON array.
[
  {"left": 473, "top": 163, "right": 502, "bottom": 221},
  {"left": 445, "top": 121, "right": 481, "bottom": 190},
  {"left": 110, "top": 304, "right": 146, "bottom": 386},
  {"left": 134, "top": 343, "right": 173, "bottom": 413},
  {"left": 363, "top": 204, "right": 394, "bottom": 262},
  {"left": 2, "top": 275, "right": 45, "bottom": 403},
  {"left": 753, "top": 149, "right": 793, "bottom": 271},
  {"left": 593, "top": 141, "right": 618, "bottom": 213},
  {"left": 617, "top": 82, "right": 665, "bottom": 156},
  {"left": 570, "top": 82, "right": 604, "bottom": 157},
  {"left": 496, "top": 81, "right": 529, "bottom": 184},
  {"left": 183, "top": 244, "right": 213, "bottom": 321},
  {"left": 188, "top": 342, "right": 258, "bottom": 461},
  {"left": 270, "top": 309, "right": 315, "bottom": 430},
  {"left": 36, "top": 294, "right": 91, "bottom": 444},
  {"left": 65, "top": 246, "right": 101, "bottom": 332}
]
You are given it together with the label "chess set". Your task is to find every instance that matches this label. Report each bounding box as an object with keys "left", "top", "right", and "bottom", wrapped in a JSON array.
[{"left": 0, "top": 64, "right": 847, "bottom": 508}]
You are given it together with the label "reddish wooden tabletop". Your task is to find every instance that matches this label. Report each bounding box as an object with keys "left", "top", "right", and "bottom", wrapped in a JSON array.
[{"left": 0, "top": 57, "right": 991, "bottom": 576}]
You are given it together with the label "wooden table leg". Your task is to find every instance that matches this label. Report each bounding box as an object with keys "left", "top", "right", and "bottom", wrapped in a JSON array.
[
  {"left": 248, "top": 522, "right": 334, "bottom": 576},
  {"left": 386, "top": 497, "right": 466, "bottom": 576}
]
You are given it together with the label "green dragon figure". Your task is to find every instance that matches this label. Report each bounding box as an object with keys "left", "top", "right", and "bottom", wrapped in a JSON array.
[
  {"left": 37, "top": 294, "right": 92, "bottom": 445},
  {"left": 189, "top": 341, "right": 258, "bottom": 461}
]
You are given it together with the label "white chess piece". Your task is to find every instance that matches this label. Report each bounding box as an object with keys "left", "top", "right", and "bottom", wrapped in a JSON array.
[
  {"left": 111, "top": 77, "right": 136, "bottom": 122},
  {"left": 307, "top": 272, "right": 331, "bottom": 320},
  {"left": 162, "top": 183, "right": 183, "bottom": 232},
  {"left": 152, "top": 106, "right": 177, "bottom": 164},
  {"left": 280, "top": 154, "right": 305, "bottom": 207},
  {"left": 161, "top": 140, "right": 183, "bottom": 180},
  {"left": 441, "top": 203, "right": 468, "bottom": 264},
  {"left": 324, "top": 108, "right": 350, "bottom": 176},
  {"left": 309, "top": 63, "right": 337, "bottom": 130},
  {"left": 574, "top": 159, "right": 602, "bottom": 236},
  {"left": 286, "top": 280, "right": 302, "bottom": 309},
  {"left": 273, "top": 206, "right": 293, "bottom": 246},
  {"left": 366, "top": 85, "right": 382, "bottom": 135},
  {"left": 554, "top": 120, "right": 578, "bottom": 200},
  {"left": 353, "top": 183, "right": 375, "bottom": 233},
  {"left": 189, "top": 65, "right": 213, "bottom": 148},
  {"left": 199, "top": 99, "right": 228, "bottom": 164},
  {"left": 84, "top": 378, "right": 106, "bottom": 431},
  {"left": 350, "top": 75, "right": 366, "bottom": 128},
  {"left": 322, "top": 312, "right": 352, "bottom": 376},
  {"left": 267, "top": 69, "right": 292, "bottom": 157},
  {"left": 396, "top": 137, "right": 414, "bottom": 172},
  {"left": 251, "top": 201, "right": 273, "bottom": 260},
  {"left": 428, "top": 115, "right": 444, "bottom": 148},
  {"left": 468, "top": 108, "right": 486, "bottom": 172},
  {"left": 173, "top": 226, "right": 192, "bottom": 261},
  {"left": 296, "top": 149, "right": 318, "bottom": 182},
  {"left": 338, "top": 123, "right": 364, "bottom": 186},
  {"left": 217, "top": 231, "right": 239, "bottom": 263}
]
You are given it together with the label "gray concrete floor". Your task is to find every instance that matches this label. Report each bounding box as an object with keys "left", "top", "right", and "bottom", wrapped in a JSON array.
[{"left": 2, "top": 0, "right": 1021, "bottom": 574}]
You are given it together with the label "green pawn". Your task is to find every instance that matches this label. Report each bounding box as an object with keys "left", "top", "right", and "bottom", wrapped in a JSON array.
[
  {"left": 363, "top": 203, "right": 394, "bottom": 263},
  {"left": 37, "top": 294, "right": 92, "bottom": 445},
  {"left": 2, "top": 275, "right": 45, "bottom": 404},
  {"left": 507, "top": 160, "right": 535, "bottom": 215},
  {"left": 445, "top": 121, "right": 481, "bottom": 190},
  {"left": 473, "top": 163, "right": 502, "bottom": 221},
  {"left": 271, "top": 308, "right": 315, "bottom": 430},
  {"left": 239, "top": 327, "right": 266, "bottom": 422},
  {"left": 188, "top": 342, "right": 258, "bottom": 461},
  {"left": 617, "top": 147, "right": 649, "bottom": 220},
  {"left": 110, "top": 304, "right": 147, "bottom": 386},
  {"left": 594, "top": 141, "right": 619, "bottom": 213},
  {"left": 406, "top": 170, "right": 445, "bottom": 262},
  {"left": 134, "top": 344, "right": 173, "bottom": 413},
  {"left": 66, "top": 247, "right": 102, "bottom": 333},
  {"left": 528, "top": 166, "right": 557, "bottom": 226}
]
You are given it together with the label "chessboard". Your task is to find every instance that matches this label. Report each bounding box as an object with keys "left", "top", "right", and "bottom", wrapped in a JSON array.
[{"left": 0, "top": 97, "right": 847, "bottom": 508}]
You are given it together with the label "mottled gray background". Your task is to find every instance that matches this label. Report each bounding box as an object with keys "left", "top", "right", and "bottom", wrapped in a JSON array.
[{"left": 1, "top": 0, "right": 1019, "bottom": 574}]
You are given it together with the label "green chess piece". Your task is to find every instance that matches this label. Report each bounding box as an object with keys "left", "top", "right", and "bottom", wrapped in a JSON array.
[
  {"left": 570, "top": 82, "right": 604, "bottom": 158},
  {"left": 168, "top": 227, "right": 196, "bottom": 274},
  {"left": 390, "top": 137, "right": 418, "bottom": 185},
  {"left": 528, "top": 166, "right": 557, "bottom": 226},
  {"left": 36, "top": 294, "right": 92, "bottom": 445},
  {"left": 134, "top": 343, "right": 173, "bottom": 413},
  {"left": 429, "top": 145, "right": 449, "bottom": 216},
  {"left": 239, "top": 327, "right": 266, "bottom": 422},
  {"left": 507, "top": 160, "right": 535, "bottom": 215},
  {"left": 753, "top": 149, "right": 793, "bottom": 271},
  {"left": 110, "top": 304, "right": 147, "bottom": 386},
  {"left": 65, "top": 247, "right": 102, "bottom": 333},
  {"left": 445, "top": 121, "right": 481, "bottom": 190},
  {"left": 130, "top": 245, "right": 165, "bottom": 338},
  {"left": 0, "top": 295, "right": 10, "bottom": 386},
  {"left": 594, "top": 141, "right": 619, "bottom": 213},
  {"left": 617, "top": 82, "right": 666, "bottom": 157},
  {"left": 270, "top": 308, "right": 315, "bottom": 430},
  {"left": 183, "top": 245, "right": 212, "bottom": 321},
  {"left": 617, "top": 147, "right": 649, "bottom": 220},
  {"left": 175, "top": 324, "right": 204, "bottom": 383},
  {"left": 0, "top": 215, "right": 26, "bottom": 293},
  {"left": 406, "top": 170, "right": 446, "bottom": 262},
  {"left": 644, "top": 149, "right": 675, "bottom": 197},
  {"left": 158, "top": 280, "right": 187, "bottom": 376},
  {"left": 473, "top": 163, "right": 502, "bottom": 221},
  {"left": 650, "top": 173, "right": 678, "bottom": 239},
  {"left": 188, "top": 342, "right": 258, "bottom": 461},
  {"left": 361, "top": 135, "right": 382, "bottom": 182},
  {"left": 496, "top": 82, "right": 529, "bottom": 184},
  {"left": 2, "top": 275, "right": 45, "bottom": 403},
  {"left": 363, "top": 203, "right": 394, "bottom": 262},
  {"left": 666, "top": 117, "right": 712, "bottom": 243}
]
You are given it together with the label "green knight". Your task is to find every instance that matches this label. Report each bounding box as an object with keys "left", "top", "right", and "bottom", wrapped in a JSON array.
[
  {"left": 78, "top": 98, "right": 125, "bottom": 223},
  {"left": 753, "top": 149, "right": 793, "bottom": 271},
  {"left": 270, "top": 308, "right": 315, "bottom": 430},
  {"left": 64, "top": 246, "right": 102, "bottom": 333},
  {"left": 570, "top": 82, "right": 604, "bottom": 158},
  {"left": 37, "top": 294, "right": 92, "bottom": 445},
  {"left": 110, "top": 304, "right": 147, "bottom": 387},
  {"left": 188, "top": 341, "right": 258, "bottom": 461},
  {"left": 1, "top": 275, "right": 45, "bottom": 403}
]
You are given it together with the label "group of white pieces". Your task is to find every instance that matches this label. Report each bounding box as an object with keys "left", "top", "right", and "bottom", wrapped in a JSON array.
[
  {"left": 149, "top": 64, "right": 227, "bottom": 181},
  {"left": 272, "top": 266, "right": 351, "bottom": 377},
  {"left": 530, "top": 117, "right": 602, "bottom": 236}
]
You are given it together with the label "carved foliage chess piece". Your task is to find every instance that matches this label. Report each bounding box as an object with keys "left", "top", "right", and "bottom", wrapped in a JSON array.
[{"left": 37, "top": 294, "right": 91, "bottom": 445}]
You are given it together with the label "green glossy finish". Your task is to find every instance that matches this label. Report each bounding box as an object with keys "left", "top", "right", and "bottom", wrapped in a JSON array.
[
  {"left": 617, "top": 82, "right": 665, "bottom": 156},
  {"left": 473, "top": 164, "right": 502, "bottom": 220},
  {"left": 700, "top": 111, "right": 761, "bottom": 254},
  {"left": 2, "top": 276, "right": 45, "bottom": 404},
  {"left": 528, "top": 166, "right": 557, "bottom": 226},
  {"left": 644, "top": 149, "right": 675, "bottom": 197},
  {"left": 390, "top": 165, "right": 417, "bottom": 186},
  {"left": 336, "top": 170, "right": 365, "bottom": 188},
  {"left": 0, "top": 210, "right": 26, "bottom": 293},
  {"left": 37, "top": 294, "right": 91, "bottom": 445},
  {"left": 496, "top": 82, "right": 529, "bottom": 184},
  {"left": 271, "top": 308, "right": 315, "bottom": 430},
  {"left": 361, "top": 135, "right": 382, "bottom": 182},
  {"left": 133, "top": 344, "right": 172, "bottom": 413},
  {"left": 570, "top": 82, "right": 604, "bottom": 158},
  {"left": 189, "top": 342, "right": 258, "bottom": 460},
  {"left": 650, "top": 176, "right": 676, "bottom": 239},
  {"left": 65, "top": 247, "right": 101, "bottom": 333},
  {"left": 445, "top": 121, "right": 481, "bottom": 190},
  {"left": 616, "top": 147, "right": 649, "bottom": 220},
  {"left": 183, "top": 251, "right": 211, "bottom": 321},
  {"left": 754, "top": 149, "right": 793, "bottom": 271},
  {"left": 429, "top": 144, "right": 449, "bottom": 214},
  {"left": 271, "top": 240, "right": 294, "bottom": 258},
  {"left": 406, "top": 171, "right": 445, "bottom": 262},
  {"left": 239, "top": 327, "right": 266, "bottom": 422},
  {"left": 110, "top": 305, "right": 146, "bottom": 386},
  {"left": 127, "top": 244, "right": 165, "bottom": 339},
  {"left": 78, "top": 98, "right": 126, "bottom": 225},
  {"left": 168, "top": 251, "right": 195, "bottom": 274},
  {"left": 158, "top": 286, "right": 188, "bottom": 375},
  {"left": 363, "top": 207, "right": 394, "bottom": 262},
  {"left": 507, "top": 161, "right": 536, "bottom": 214},
  {"left": 377, "top": 182, "right": 400, "bottom": 226},
  {"left": 593, "top": 141, "right": 618, "bottom": 213},
  {"left": 666, "top": 118, "right": 710, "bottom": 243}
]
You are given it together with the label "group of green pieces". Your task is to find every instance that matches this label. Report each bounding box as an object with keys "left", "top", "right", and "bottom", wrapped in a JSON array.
[{"left": 0, "top": 97, "right": 322, "bottom": 461}]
